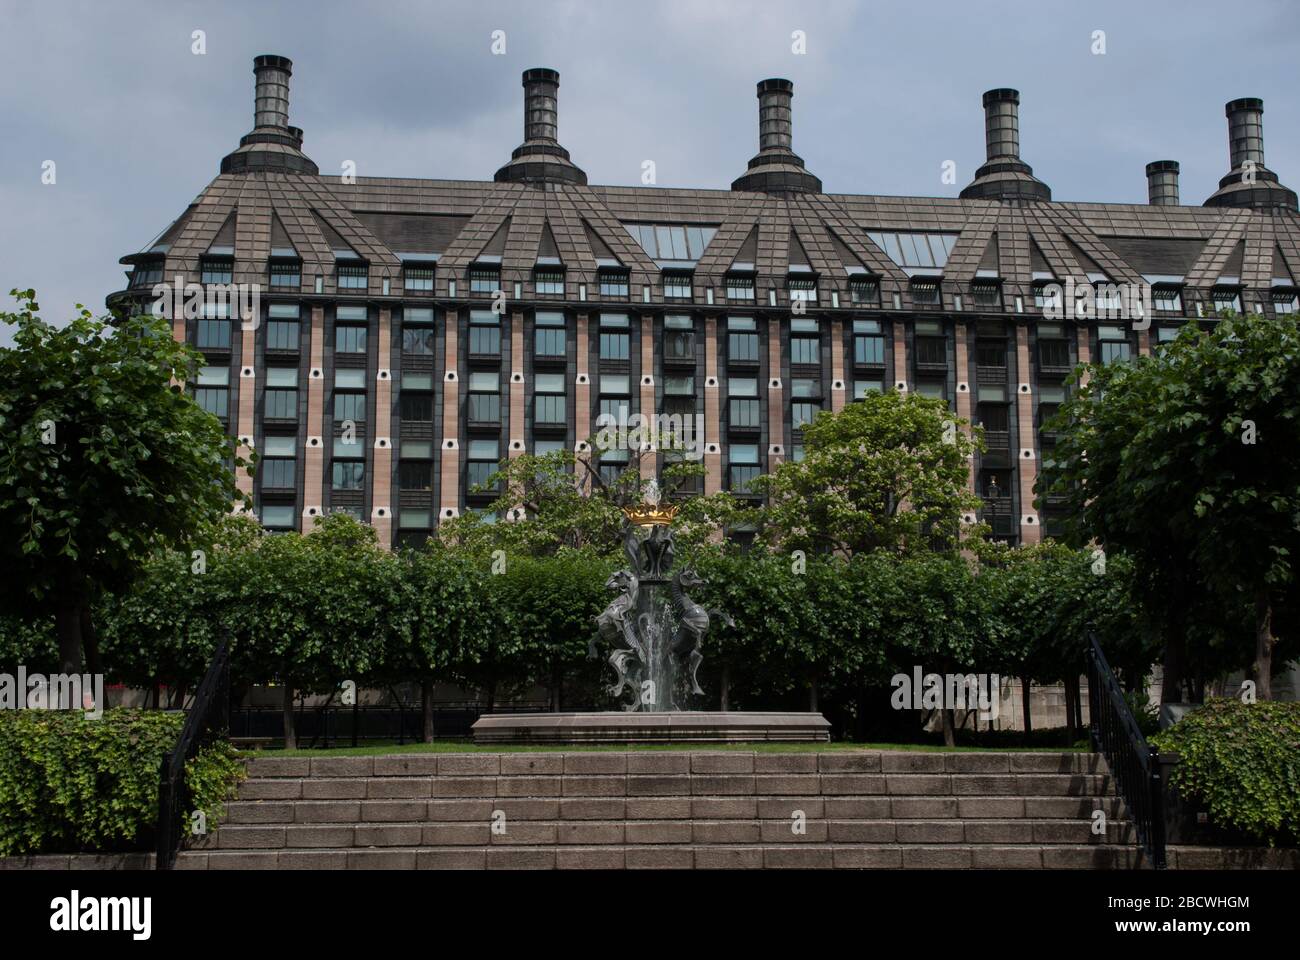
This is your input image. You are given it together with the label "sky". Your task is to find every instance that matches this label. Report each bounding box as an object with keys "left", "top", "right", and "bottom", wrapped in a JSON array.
[{"left": 1, "top": 0, "right": 1298, "bottom": 344}]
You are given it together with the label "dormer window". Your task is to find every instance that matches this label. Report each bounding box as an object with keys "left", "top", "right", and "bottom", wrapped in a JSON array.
[
  {"left": 849, "top": 278, "right": 879, "bottom": 305},
  {"left": 663, "top": 271, "right": 693, "bottom": 300},
  {"left": 788, "top": 277, "right": 818, "bottom": 303},
  {"left": 971, "top": 281, "right": 1002, "bottom": 311},
  {"left": 725, "top": 274, "right": 755, "bottom": 301},
  {"left": 404, "top": 265, "right": 435, "bottom": 293},
  {"left": 468, "top": 265, "right": 500, "bottom": 294},
  {"left": 534, "top": 267, "right": 565, "bottom": 297},
  {"left": 201, "top": 257, "right": 233, "bottom": 286},
  {"left": 269, "top": 261, "right": 300, "bottom": 289},
  {"left": 337, "top": 262, "right": 368, "bottom": 290},
  {"left": 598, "top": 268, "right": 629, "bottom": 299},
  {"left": 1211, "top": 286, "right": 1242, "bottom": 314},
  {"left": 128, "top": 258, "right": 164, "bottom": 289},
  {"left": 1271, "top": 288, "right": 1298, "bottom": 315},
  {"left": 1153, "top": 285, "right": 1183, "bottom": 313},
  {"left": 910, "top": 278, "right": 941, "bottom": 306},
  {"left": 1033, "top": 283, "right": 1062, "bottom": 313}
]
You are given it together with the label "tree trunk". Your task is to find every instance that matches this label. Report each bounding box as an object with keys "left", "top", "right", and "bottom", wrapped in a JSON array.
[
  {"left": 1160, "top": 629, "right": 1185, "bottom": 705},
  {"left": 421, "top": 678, "right": 434, "bottom": 743},
  {"left": 1253, "top": 588, "right": 1275, "bottom": 701},
  {"left": 808, "top": 675, "right": 819, "bottom": 713},
  {"left": 79, "top": 604, "right": 101, "bottom": 679},
  {"left": 55, "top": 601, "right": 82, "bottom": 678},
  {"left": 1020, "top": 675, "right": 1033, "bottom": 743},
  {"left": 941, "top": 707, "right": 955, "bottom": 748},
  {"left": 282, "top": 683, "right": 296, "bottom": 750},
  {"left": 551, "top": 662, "right": 563, "bottom": 712},
  {"left": 720, "top": 664, "right": 731, "bottom": 712},
  {"left": 1063, "top": 677, "right": 1078, "bottom": 745}
]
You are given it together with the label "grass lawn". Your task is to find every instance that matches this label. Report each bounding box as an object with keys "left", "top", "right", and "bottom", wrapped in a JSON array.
[{"left": 254, "top": 739, "right": 1089, "bottom": 757}]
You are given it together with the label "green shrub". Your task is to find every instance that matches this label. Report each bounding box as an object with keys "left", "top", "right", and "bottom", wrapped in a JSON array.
[
  {"left": 0, "top": 708, "right": 244, "bottom": 855},
  {"left": 1152, "top": 699, "right": 1300, "bottom": 846}
]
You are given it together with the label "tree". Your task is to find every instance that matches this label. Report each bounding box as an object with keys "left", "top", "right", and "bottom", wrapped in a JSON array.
[
  {"left": 437, "top": 441, "right": 745, "bottom": 558},
  {"left": 750, "top": 390, "right": 982, "bottom": 555},
  {"left": 1044, "top": 314, "right": 1300, "bottom": 699},
  {"left": 0, "top": 291, "right": 249, "bottom": 675}
]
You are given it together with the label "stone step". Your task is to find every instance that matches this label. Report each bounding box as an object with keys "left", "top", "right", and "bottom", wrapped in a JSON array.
[
  {"left": 177, "top": 843, "right": 1153, "bottom": 871},
  {"left": 234, "top": 773, "right": 1114, "bottom": 801},
  {"left": 242, "top": 752, "right": 1106, "bottom": 780},
  {"left": 222, "top": 795, "right": 1126, "bottom": 825},
  {"left": 197, "top": 818, "right": 1136, "bottom": 850}
]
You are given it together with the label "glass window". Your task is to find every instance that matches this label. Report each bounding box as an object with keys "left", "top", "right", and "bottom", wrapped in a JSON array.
[
  {"left": 335, "top": 393, "right": 366, "bottom": 423},
  {"left": 1212, "top": 288, "right": 1242, "bottom": 314},
  {"left": 469, "top": 372, "right": 500, "bottom": 393},
  {"left": 1153, "top": 287, "right": 1183, "bottom": 312},
  {"left": 729, "top": 397, "right": 760, "bottom": 428},
  {"left": 197, "top": 365, "right": 229, "bottom": 386},
  {"left": 404, "top": 307, "right": 434, "bottom": 325},
  {"left": 788, "top": 278, "right": 818, "bottom": 302},
  {"left": 337, "top": 263, "right": 368, "bottom": 290},
  {"left": 866, "top": 232, "right": 959, "bottom": 269},
  {"left": 399, "top": 509, "right": 431, "bottom": 530},
  {"left": 469, "top": 439, "right": 499, "bottom": 460},
  {"left": 853, "top": 380, "right": 884, "bottom": 399},
  {"left": 269, "top": 262, "right": 300, "bottom": 288},
  {"left": 265, "top": 388, "right": 298, "bottom": 420},
  {"left": 916, "top": 381, "right": 946, "bottom": 400},
  {"left": 910, "top": 280, "right": 941, "bottom": 306},
  {"left": 726, "top": 276, "right": 755, "bottom": 301},
  {"left": 1100, "top": 340, "right": 1131, "bottom": 365},
  {"left": 469, "top": 311, "right": 501, "bottom": 355},
  {"left": 405, "top": 266, "right": 435, "bottom": 292},
  {"left": 600, "top": 328, "right": 630, "bottom": 360},
  {"left": 791, "top": 336, "right": 819, "bottom": 365},
  {"left": 399, "top": 392, "right": 432, "bottom": 422},
  {"left": 534, "top": 439, "right": 566, "bottom": 456},
  {"left": 201, "top": 258, "right": 233, "bottom": 285},
  {"left": 266, "top": 320, "right": 299, "bottom": 351},
  {"left": 600, "top": 375, "right": 630, "bottom": 395},
  {"left": 469, "top": 267, "right": 500, "bottom": 293},
  {"left": 336, "top": 305, "right": 367, "bottom": 322},
  {"left": 403, "top": 326, "right": 435, "bottom": 355},
  {"left": 261, "top": 458, "right": 295, "bottom": 490},
  {"left": 663, "top": 273, "right": 693, "bottom": 299},
  {"left": 196, "top": 318, "right": 231, "bottom": 350},
  {"left": 194, "top": 387, "right": 227, "bottom": 419},
  {"left": 268, "top": 303, "right": 300, "bottom": 319},
  {"left": 854, "top": 331, "right": 884, "bottom": 365},
  {"left": 266, "top": 367, "right": 298, "bottom": 388},
  {"left": 792, "top": 378, "right": 821, "bottom": 399},
  {"left": 976, "top": 340, "right": 1007, "bottom": 368},
  {"left": 625, "top": 223, "right": 717, "bottom": 262},
  {"left": 262, "top": 435, "right": 296, "bottom": 458},
  {"left": 728, "top": 319, "right": 759, "bottom": 361},
  {"left": 849, "top": 279, "right": 880, "bottom": 304},
  {"left": 599, "top": 271, "right": 629, "bottom": 298},
  {"left": 1034, "top": 284, "right": 1063, "bottom": 312},
  {"left": 335, "top": 369, "right": 365, "bottom": 390},
  {"left": 333, "top": 437, "right": 363, "bottom": 459},
  {"left": 332, "top": 461, "right": 364, "bottom": 490},
  {"left": 792, "top": 401, "right": 820, "bottom": 430},
  {"left": 261, "top": 505, "right": 295, "bottom": 529},
  {"left": 977, "top": 385, "right": 1007, "bottom": 403},
  {"left": 401, "top": 441, "right": 433, "bottom": 459},
  {"left": 728, "top": 378, "right": 758, "bottom": 397},
  {"left": 972, "top": 283, "right": 1002, "bottom": 310},
  {"left": 728, "top": 444, "right": 760, "bottom": 492},
  {"left": 336, "top": 325, "right": 366, "bottom": 354},
  {"left": 399, "top": 461, "right": 432, "bottom": 491},
  {"left": 534, "top": 394, "right": 566, "bottom": 424},
  {"left": 535, "top": 312, "right": 566, "bottom": 357},
  {"left": 534, "top": 269, "right": 565, "bottom": 296}
]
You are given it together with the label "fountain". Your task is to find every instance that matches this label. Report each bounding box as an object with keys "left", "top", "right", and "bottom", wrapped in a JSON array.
[{"left": 471, "top": 482, "right": 830, "bottom": 743}]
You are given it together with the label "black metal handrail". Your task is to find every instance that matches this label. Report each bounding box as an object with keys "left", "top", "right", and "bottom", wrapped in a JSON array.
[
  {"left": 156, "top": 638, "right": 231, "bottom": 870},
  {"left": 1086, "top": 632, "right": 1166, "bottom": 869}
]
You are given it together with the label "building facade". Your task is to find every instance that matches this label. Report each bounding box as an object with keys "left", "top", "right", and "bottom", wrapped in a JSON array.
[{"left": 111, "top": 55, "right": 1300, "bottom": 549}]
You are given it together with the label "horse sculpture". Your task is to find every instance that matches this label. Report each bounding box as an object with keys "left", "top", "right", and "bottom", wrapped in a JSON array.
[
  {"left": 669, "top": 568, "right": 735, "bottom": 696},
  {"left": 591, "top": 569, "right": 642, "bottom": 701}
]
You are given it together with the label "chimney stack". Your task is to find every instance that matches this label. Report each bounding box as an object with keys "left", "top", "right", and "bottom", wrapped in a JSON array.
[
  {"left": 1204, "top": 97, "right": 1296, "bottom": 212},
  {"left": 253, "top": 54, "right": 292, "bottom": 129},
  {"left": 1145, "top": 161, "right": 1180, "bottom": 206},
  {"left": 495, "top": 68, "right": 586, "bottom": 187},
  {"left": 982, "top": 88, "right": 1021, "bottom": 161},
  {"left": 221, "top": 54, "right": 317, "bottom": 176},
  {"left": 731, "top": 78, "right": 821, "bottom": 194},
  {"left": 1225, "top": 97, "right": 1265, "bottom": 170},
  {"left": 960, "top": 88, "right": 1050, "bottom": 202}
]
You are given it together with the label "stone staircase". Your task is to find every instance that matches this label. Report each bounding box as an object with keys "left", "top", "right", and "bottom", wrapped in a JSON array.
[{"left": 180, "top": 750, "right": 1202, "bottom": 869}]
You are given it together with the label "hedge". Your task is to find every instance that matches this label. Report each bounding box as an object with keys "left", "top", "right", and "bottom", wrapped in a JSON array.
[
  {"left": 1152, "top": 699, "right": 1300, "bottom": 846},
  {"left": 0, "top": 709, "right": 244, "bottom": 856}
]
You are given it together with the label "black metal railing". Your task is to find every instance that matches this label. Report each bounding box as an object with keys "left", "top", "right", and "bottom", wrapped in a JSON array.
[
  {"left": 157, "top": 638, "right": 231, "bottom": 870},
  {"left": 1086, "top": 633, "right": 1166, "bottom": 869}
]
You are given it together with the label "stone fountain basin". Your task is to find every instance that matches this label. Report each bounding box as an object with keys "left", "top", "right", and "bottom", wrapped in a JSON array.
[{"left": 471, "top": 712, "right": 831, "bottom": 744}]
